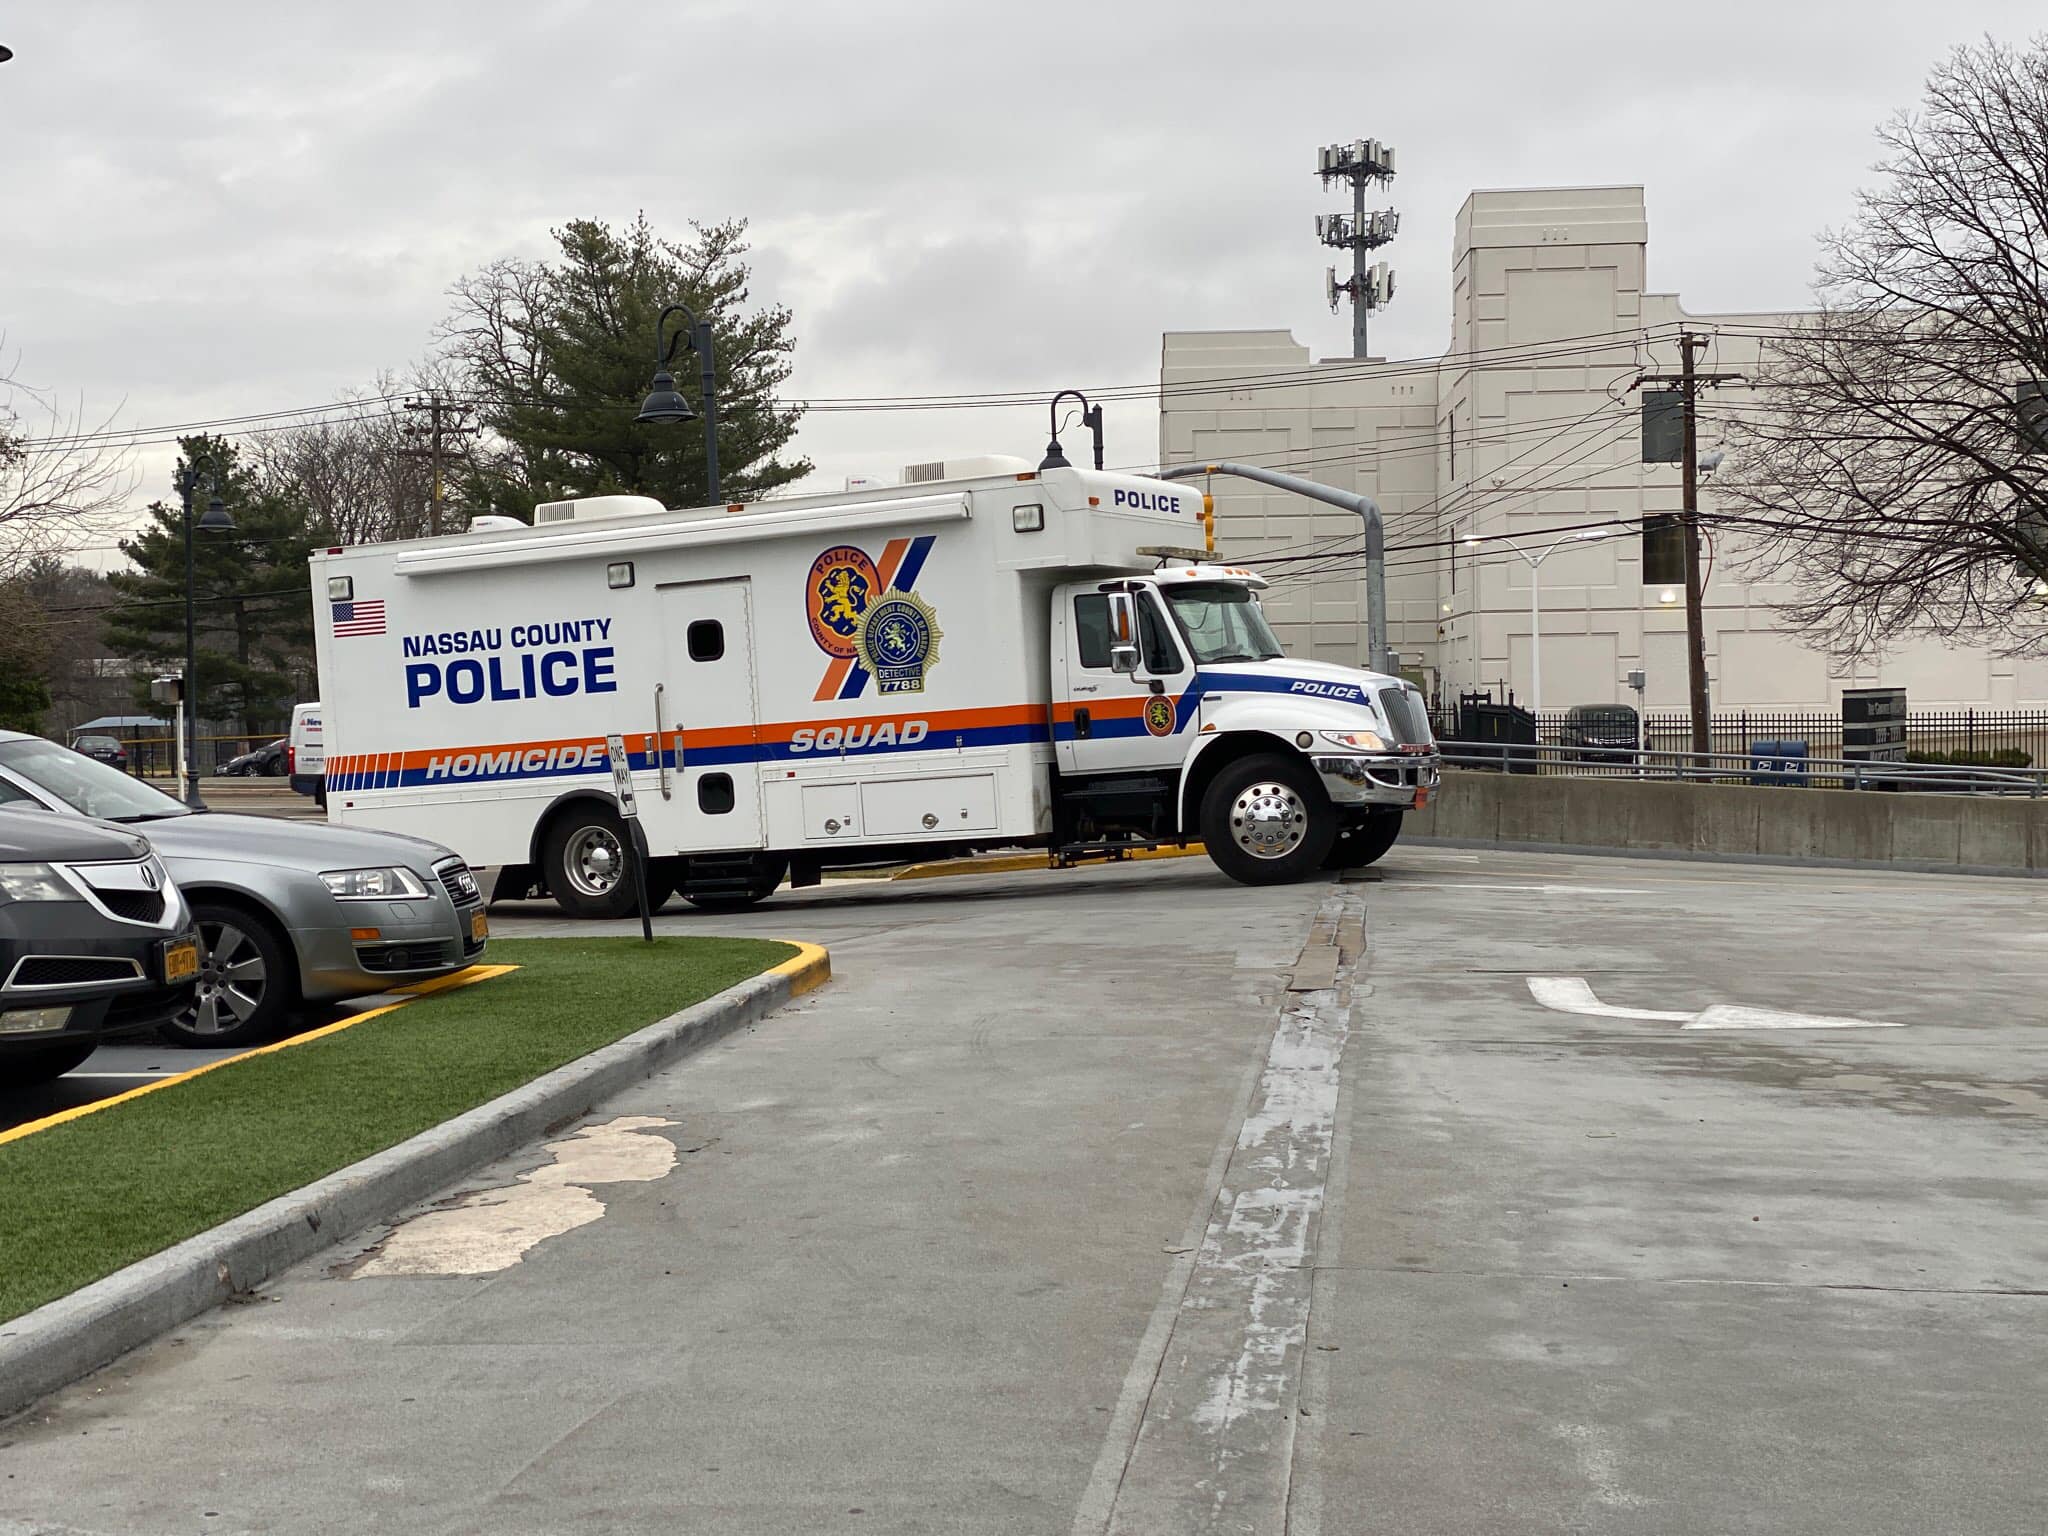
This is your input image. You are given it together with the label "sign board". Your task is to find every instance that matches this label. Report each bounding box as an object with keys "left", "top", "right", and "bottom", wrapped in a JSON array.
[
  {"left": 1841, "top": 687, "right": 1907, "bottom": 764},
  {"left": 604, "top": 732, "right": 638, "bottom": 818}
]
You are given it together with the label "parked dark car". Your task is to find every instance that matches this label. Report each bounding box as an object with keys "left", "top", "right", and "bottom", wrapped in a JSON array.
[
  {"left": 70, "top": 734, "right": 129, "bottom": 773},
  {"left": 1558, "top": 704, "right": 1640, "bottom": 765},
  {"left": 221, "top": 739, "right": 287, "bottom": 777},
  {"left": 0, "top": 807, "right": 199, "bottom": 1088}
]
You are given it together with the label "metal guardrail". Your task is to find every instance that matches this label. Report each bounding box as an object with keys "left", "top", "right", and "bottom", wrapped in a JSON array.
[{"left": 1437, "top": 738, "right": 2048, "bottom": 798}]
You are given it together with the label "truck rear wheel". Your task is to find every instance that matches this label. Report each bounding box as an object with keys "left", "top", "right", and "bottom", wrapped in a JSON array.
[
  {"left": 1200, "top": 753, "right": 1336, "bottom": 886},
  {"left": 542, "top": 804, "right": 641, "bottom": 919},
  {"left": 1324, "top": 809, "right": 1403, "bottom": 870}
]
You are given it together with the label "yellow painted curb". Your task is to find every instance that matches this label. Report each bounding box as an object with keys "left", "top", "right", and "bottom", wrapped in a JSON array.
[
  {"left": 891, "top": 844, "right": 1208, "bottom": 882},
  {"left": 0, "top": 964, "right": 519, "bottom": 1149},
  {"left": 768, "top": 941, "right": 832, "bottom": 997}
]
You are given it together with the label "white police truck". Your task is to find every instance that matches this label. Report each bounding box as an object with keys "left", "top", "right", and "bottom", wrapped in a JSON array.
[{"left": 308, "top": 455, "right": 1438, "bottom": 915}]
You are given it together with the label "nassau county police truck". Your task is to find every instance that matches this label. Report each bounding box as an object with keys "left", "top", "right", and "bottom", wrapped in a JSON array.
[{"left": 307, "top": 455, "right": 1439, "bottom": 916}]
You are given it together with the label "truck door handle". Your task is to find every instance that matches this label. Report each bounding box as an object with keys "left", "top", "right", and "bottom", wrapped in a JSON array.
[
  {"left": 654, "top": 684, "right": 671, "bottom": 799},
  {"left": 1075, "top": 709, "right": 1092, "bottom": 739}
]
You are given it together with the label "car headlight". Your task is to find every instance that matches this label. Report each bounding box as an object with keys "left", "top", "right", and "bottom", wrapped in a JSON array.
[
  {"left": 1318, "top": 729, "right": 1389, "bottom": 752},
  {"left": 319, "top": 865, "right": 430, "bottom": 901},
  {"left": 0, "top": 863, "right": 75, "bottom": 903}
]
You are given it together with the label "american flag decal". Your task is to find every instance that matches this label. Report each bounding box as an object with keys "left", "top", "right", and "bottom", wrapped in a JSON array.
[{"left": 332, "top": 598, "right": 387, "bottom": 637}]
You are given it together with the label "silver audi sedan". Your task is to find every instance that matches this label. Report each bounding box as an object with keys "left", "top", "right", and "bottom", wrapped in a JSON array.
[{"left": 0, "top": 730, "right": 486, "bottom": 1046}]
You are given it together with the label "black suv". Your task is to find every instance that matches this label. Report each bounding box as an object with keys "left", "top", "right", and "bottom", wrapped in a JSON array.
[
  {"left": 1558, "top": 704, "right": 1641, "bottom": 766},
  {"left": 1, "top": 808, "right": 200, "bottom": 1088}
]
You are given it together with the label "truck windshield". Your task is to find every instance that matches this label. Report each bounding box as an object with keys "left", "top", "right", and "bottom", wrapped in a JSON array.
[
  {"left": 1161, "top": 583, "right": 1284, "bottom": 665},
  {"left": 0, "top": 739, "right": 192, "bottom": 822}
]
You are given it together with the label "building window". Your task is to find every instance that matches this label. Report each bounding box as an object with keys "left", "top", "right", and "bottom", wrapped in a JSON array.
[
  {"left": 1449, "top": 525, "right": 1459, "bottom": 594},
  {"left": 1448, "top": 419, "right": 1457, "bottom": 481},
  {"left": 1642, "top": 515, "right": 1686, "bottom": 587}
]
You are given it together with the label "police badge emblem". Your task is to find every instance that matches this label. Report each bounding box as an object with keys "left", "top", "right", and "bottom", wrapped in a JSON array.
[
  {"left": 1143, "top": 694, "right": 1176, "bottom": 737},
  {"left": 855, "top": 590, "right": 942, "bottom": 694},
  {"left": 808, "top": 545, "right": 880, "bottom": 657}
]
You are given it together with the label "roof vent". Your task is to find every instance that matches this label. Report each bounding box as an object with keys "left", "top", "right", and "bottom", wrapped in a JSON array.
[
  {"left": 467, "top": 514, "right": 527, "bottom": 533},
  {"left": 899, "top": 454, "right": 1035, "bottom": 484},
  {"left": 532, "top": 494, "right": 668, "bottom": 525}
]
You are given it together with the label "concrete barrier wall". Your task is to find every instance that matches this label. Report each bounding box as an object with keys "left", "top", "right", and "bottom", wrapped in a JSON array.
[{"left": 1405, "top": 771, "right": 2046, "bottom": 876}]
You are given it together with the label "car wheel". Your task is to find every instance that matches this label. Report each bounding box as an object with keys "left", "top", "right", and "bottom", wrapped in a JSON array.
[
  {"left": 1322, "top": 809, "right": 1403, "bottom": 869},
  {"left": 265, "top": 758, "right": 287, "bottom": 777},
  {"left": 542, "top": 804, "right": 641, "bottom": 919},
  {"left": 160, "top": 903, "right": 295, "bottom": 1047},
  {"left": 1200, "top": 753, "right": 1337, "bottom": 886},
  {"left": 5, "top": 1040, "right": 97, "bottom": 1086}
]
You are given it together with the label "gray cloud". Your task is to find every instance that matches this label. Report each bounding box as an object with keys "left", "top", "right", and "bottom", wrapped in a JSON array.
[{"left": 2, "top": 0, "right": 2040, "bottom": 532}]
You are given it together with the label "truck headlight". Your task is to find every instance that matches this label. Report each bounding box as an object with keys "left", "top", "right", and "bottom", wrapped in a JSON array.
[
  {"left": 319, "top": 866, "right": 430, "bottom": 901},
  {"left": 0, "top": 864, "right": 74, "bottom": 904},
  {"left": 1318, "top": 730, "right": 1389, "bottom": 752}
]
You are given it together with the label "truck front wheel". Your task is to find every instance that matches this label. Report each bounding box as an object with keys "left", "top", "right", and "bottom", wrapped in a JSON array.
[
  {"left": 1324, "top": 809, "right": 1403, "bottom": 870},
  {"left": 542, "top": 804, "right": 641, "bottom": 919},
  {"left": 1200, "top": 753, "right": 1336, "bottom": 886}
]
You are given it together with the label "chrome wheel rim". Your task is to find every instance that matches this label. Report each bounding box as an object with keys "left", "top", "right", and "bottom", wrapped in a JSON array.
[
  {"left": 565, "top": 825, "right": 625, "bottom": 896},
  {"left": 182, "top": 920, "right": 268, "bottom": 1037},
  {"left": 1231, "top": 780, "right": 1310, "bottom": 860}
]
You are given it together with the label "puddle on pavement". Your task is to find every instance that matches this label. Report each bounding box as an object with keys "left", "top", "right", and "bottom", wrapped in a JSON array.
[{"left": 349, "top": 1115, "right": 679, "bottom": 1278}]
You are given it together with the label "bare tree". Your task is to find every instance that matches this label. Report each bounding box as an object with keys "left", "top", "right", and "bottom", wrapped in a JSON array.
[
  {"left": 0, "top": 346, "right": 137, "bottom": 584},
  {"left": 1724, "top": 36, "right": 2048, "bottom": 657},
  {"left": 247, "top": 366, "right": 465, "bottom": 545}
]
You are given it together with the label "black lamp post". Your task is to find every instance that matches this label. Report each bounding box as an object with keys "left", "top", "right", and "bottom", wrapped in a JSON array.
[
  {"left": 1039, "top": 389, "right": 1105, "bottom": 473},
  {"left": 177, "top": 468, "right": 235, "bottom": 808},
  {"left": 635, "top": 302, "right": 721, "bottom": 504}
]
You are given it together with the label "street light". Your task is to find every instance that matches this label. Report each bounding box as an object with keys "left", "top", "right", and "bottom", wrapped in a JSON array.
[
  {"left": 636, "top": 302, "right": 721, "bottom": 504},
  {"left": 1468, "top": 528, "right": 1614, "bottom": 715},
  {"left": 177, "top": 468, "right": 235, "bottom": 808}
]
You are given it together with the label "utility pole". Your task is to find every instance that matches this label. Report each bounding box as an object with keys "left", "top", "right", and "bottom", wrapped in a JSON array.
[
  {"left": 402, "top": 396, "right": 477, "bottom": 537},
  {"left": 1315, "top": 139, "right": 1398, "bottom": 358},
  {"left": 1636, "top": 332, "right": 1741, "bottom": 759}
]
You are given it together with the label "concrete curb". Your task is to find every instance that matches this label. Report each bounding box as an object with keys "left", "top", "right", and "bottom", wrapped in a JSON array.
[{"left": 0, "top": 941, "right": 830, "bottom": 1422}]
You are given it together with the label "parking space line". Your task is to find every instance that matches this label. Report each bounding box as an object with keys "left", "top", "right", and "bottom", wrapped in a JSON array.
[{"left": 0, "top": 965, "right": 517, "bottom": 1148}]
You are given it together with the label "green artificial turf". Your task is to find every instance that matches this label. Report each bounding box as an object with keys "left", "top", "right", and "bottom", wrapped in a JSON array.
[{"left": 0, "top": 936, "right": 794, "bottom": 1324}]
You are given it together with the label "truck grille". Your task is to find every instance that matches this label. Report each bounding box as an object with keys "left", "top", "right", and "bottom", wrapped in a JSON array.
[{"left": 1378, "top": 686, "right": 1434, "bottom": 746}]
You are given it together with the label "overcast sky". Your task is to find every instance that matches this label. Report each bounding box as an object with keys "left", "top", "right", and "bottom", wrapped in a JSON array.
[{"left": 2, "top": 1, "right": 2041, "bottom": 563}]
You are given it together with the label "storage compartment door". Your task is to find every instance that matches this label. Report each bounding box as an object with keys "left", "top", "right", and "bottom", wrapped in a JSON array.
[{"left": 859, "top": 773, "right": 998, "bottom": 839}]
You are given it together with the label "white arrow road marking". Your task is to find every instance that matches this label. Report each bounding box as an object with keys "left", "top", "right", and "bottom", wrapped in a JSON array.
[
  {"left": 1686, "top": 1004, "right": 1904, "bottom": 1031},
  {"left": 1527, "top": 976, "right": 1693, "bottom": 1022},
  {"left": 1528, "top": 978, "right": 1904, "bottom": 1031}
]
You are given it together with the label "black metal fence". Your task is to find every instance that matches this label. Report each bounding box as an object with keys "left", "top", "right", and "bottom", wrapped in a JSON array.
[
  {"left": 1561, "top": 709, "right": 2048, "bottom": 768},
  {"left": 1432, "top": 702, "right": 2047, "bottom": 770}
]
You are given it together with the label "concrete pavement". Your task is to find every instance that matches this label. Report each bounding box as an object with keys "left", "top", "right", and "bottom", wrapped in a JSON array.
[{"left": 2, "top": 846, "right": 2043, "bottom": 1533}]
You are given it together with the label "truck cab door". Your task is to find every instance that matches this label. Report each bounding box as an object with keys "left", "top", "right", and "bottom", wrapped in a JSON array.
[{"left": 1053, "top": 582, "right": 1195, "bottom": 776}]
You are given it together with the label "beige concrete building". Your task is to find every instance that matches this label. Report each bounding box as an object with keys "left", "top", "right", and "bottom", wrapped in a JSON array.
[{"left": 1160, "top": 185, "right": 2048, "bottom": 713}]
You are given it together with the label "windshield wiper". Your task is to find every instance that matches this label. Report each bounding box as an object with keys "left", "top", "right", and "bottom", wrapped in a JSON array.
[{"left": 1208, "top": 652, "right": 1258, "bottom": 663}]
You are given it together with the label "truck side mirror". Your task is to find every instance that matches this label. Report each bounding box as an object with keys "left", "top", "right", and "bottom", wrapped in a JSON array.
[{"left": 1106, "top": 592, "right": 1141, "bottom": 675}]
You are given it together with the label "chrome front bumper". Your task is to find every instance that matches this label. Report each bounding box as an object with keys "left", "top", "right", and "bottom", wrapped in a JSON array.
[{"left": 1312, "top": 752, "right": 1441, "bottom": 808}]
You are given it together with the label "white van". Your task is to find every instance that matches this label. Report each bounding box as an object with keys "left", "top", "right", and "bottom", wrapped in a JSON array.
[{"left": 287, "top": 702, "right": 325, "bottom": 804}]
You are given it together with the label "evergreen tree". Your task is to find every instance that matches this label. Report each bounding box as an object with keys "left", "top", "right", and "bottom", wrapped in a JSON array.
[
  {"left": 440, "top": 215, "right": 808, "bottom": 519},
  {"left": 103, "top": 436, "right": 317, "bottom": 743}
]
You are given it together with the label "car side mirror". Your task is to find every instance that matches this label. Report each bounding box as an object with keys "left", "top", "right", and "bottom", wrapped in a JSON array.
[{"left": 1106, "top": 592, "right": 1141, "bottom": 675}]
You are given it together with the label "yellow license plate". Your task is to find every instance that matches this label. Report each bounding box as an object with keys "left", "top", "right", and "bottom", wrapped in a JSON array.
[
  {"left": 163, "top": 940, "right": 200, "bottom": 984},
  {"left": 470, "top": 911, "right": 489, "bottom": 942}
]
